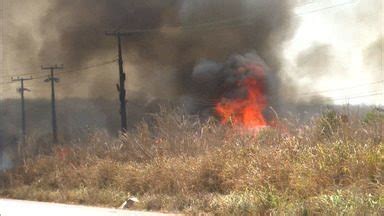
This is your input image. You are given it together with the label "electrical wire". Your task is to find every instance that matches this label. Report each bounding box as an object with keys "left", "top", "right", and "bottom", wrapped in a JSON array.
[
  {"left": 57, "top": 59, "right": 117, "bottom": 75},
  {"left": 0, "top": 0, "right": 363, "bottom": 81},
  {"left": 111, "top": 0, "right": 358, "bottom": 35},
  {"left": 298, "top": 80, "right": 384, "bottom": 96},
  {"left": 0, "top": 81, "right": 13, "bottom": 85},
  {"left": 0, "top": 71, "right": 44, "bottom": 78},
  {"left": 296, "top": 0, "right": 358, "bottom": 16},
  {"left": 331, "top": 92, "right": 382, "bottom": 101},
  {"left": 0, "top": 59, "right": 117, "bottom": 81},
  {"left": 1, "top": 0, "right": 377, "bottom": 106}
]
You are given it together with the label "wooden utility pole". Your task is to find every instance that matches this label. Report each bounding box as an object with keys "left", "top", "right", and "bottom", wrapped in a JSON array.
[
  {"left": 11, "top": 76, "right": 32, "bottom": 148},
  {"left": 42, "top": 65, "right": 63, "bottom": 144},
  {"left": 105, "top": 32, "right": 128, "bottom": 131}
]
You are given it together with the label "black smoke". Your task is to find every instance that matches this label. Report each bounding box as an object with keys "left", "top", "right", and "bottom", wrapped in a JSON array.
[
  {"left": 3, "top": 0, "right": 298, "bottom": 140},
  {"left": 184, "top": 52, "right": 277, "bottom": 120},
  {"left": 31, "top": 0, "right": 296, "bottom": 99}
]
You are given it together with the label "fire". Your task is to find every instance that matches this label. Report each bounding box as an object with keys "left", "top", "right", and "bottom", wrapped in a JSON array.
[{"left": 215, "top": 64, "right": 268, "bottom": 129}]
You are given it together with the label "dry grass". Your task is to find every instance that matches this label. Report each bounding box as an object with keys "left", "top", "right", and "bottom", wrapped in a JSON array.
[{"left": 0, "top": 108, "right": 383, "bottom": 215}]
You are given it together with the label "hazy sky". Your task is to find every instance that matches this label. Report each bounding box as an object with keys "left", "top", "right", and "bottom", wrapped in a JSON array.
[
  {"left": 286, "top": 0, "right": 383, "bottom": 105},
  {"left": 0, "top": 0, "right": 383, "bottom": 105}
]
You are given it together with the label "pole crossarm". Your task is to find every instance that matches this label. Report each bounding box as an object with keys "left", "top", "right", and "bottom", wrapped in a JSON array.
[
  {"left": 11, "top": 76, "right": 33, "bottom": 82},
  {"left": 41, "top": 65, "right": 64, "bottom": 70},
  {"left": 41, "top": 65, "right": 64, "bottom": 73},
  {"left": 11, "top": 76, "right": 33, "bottom": 92},
  {"left": 105, "top": 31, "right": 134, "bottom": 36}
]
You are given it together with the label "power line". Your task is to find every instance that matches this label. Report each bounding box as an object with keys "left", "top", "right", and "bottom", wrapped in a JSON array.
[
  {"left": 0, "top": 0, "right": 362, "bottom": 82},
  {"left": 189, "top": 91, "right": 383, "bottom": 107},
  {"left": 298, "top": 80, "right": 384, "bottom": 96},
  {"left": 109, "top": 0, "right": 358, "bottom": 35},
  {"left": 295, "top": 0, "right": 358, "bottom": 16},
  {"left": 331, "top": 92, "right": 382, "bottom": 101},
  {"left": 0, "top": 1, "right": 370, "bottom": 100},
  {"left": 0, "top": 59, "right": 117, "bottom": 80},
  {"left": 0, "top": 71, "right": 45, "bottom": 78},
  {"left": 184, "top": 1, "right": 357, "bottom": 29},
  {"left": 0, "top": 81, "right": 13, "bottom": 85},
  {"left": 59, "top": 59, "right": 117, "bottom": 74},
  {"left": 83, "top": 0, "right": 362, "bottom": 38},
  {"left": 0, "top": 74, "right": 55, "bottom": 85},
  {"left": 190, "top": 79, "right": 384, "bottom": 104},
  {"left": 2, "top": 69, "right": 383, "bottom": 102}
]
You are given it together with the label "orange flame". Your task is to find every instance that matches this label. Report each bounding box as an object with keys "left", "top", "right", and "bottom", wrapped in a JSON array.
[{"left": 215, "top": 64, "right": 267, "bottom": 129}]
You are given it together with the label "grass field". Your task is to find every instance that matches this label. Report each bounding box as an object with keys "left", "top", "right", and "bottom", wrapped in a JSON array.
[{"left": 0, "top": 108, "right": 383, "bottom": 215}]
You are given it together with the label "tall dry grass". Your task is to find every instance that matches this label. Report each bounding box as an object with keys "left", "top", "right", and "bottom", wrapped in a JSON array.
[{"left": 0, "top": 108, "right": 383, "bottom": 215}]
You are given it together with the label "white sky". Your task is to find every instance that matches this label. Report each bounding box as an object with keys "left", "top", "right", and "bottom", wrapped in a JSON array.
[{"left": 285, "top": 0, "right": 383, "bottom": 105}]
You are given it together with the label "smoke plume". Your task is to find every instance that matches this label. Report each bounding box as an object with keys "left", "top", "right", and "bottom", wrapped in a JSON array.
[
  {"left": 1, "top": 0, "right": 299, "bottom": 144},
  {"left": 364, "top": 37, "right": 383, "bottom": 74},
  {"left": 185, "top": 52, "right": 278, "bottom": 121},
  {"left": 296, "top": 43, "right": 334, "bottom": 78},
  {"left": 5, "top": 0, "right": 296, "bottom": 100}
]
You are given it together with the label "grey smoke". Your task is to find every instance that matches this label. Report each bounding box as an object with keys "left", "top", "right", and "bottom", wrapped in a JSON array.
[
  {"left": 296, "top": 43, "right": 334, "bottom": 78},
  {"left": 6, "top": 0, "right": 296, "bottom": 100},
  {"left": 2, "top": 0, "right": 299, "bottom": 142},
  {"left": 364, "top": 37, "right": 383, "bottom": 72},
  {"left": 184, "top": 52, "right": 278, "bottom": 121},
  {"left": 364, "top": 36, "right": 383, "bottom": 94}
]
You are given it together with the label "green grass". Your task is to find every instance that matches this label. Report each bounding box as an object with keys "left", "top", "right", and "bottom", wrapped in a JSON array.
[{"left": 1, "top": 108, "right": 383, "bottom": 215}]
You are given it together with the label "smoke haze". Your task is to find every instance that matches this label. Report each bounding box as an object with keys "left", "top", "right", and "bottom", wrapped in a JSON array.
[
  {"left": 0, "top": 0, "right": 304, "bottom": 154},
  {"left": 2, "top": 0, "right": 296, "bottom": 101},
  {"left": 364, "top": 37, "right": 383, "bottom": 74},
  {"left": 296, "top": 43, "right": 334, "bottom": 78}
]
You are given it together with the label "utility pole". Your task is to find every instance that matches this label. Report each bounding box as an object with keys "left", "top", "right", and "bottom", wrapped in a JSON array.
[
  {"left": 11, "top": 76, "right": 32, "bottom": 149},
  {"left": 105, "top": 32, "right": 128, "bottom": 132},
  {"left": 42, "top": 65, "right": 63, "bottom": 144}
]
